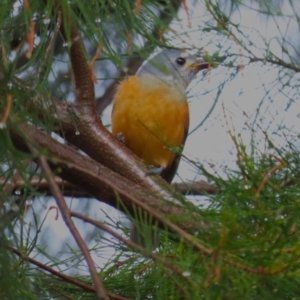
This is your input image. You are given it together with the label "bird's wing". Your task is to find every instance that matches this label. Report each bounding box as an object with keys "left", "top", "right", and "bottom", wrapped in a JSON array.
[{"left": 160, "top": 115, "right": 189, "bottom": 183}]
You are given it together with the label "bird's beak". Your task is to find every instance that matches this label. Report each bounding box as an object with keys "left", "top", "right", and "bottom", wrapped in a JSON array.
[{"left": 188, "top": 59, "right": 218, "bottom": 72}]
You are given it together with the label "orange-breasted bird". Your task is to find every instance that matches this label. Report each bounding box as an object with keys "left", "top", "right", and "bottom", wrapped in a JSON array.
[{"left": 112, "top": 49, "right": 210, "bottom": 246}]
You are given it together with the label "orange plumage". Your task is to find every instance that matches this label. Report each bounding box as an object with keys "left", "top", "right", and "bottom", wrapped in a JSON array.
[{"left": 112, "top": 76, "right": 189, "bottom": 175}]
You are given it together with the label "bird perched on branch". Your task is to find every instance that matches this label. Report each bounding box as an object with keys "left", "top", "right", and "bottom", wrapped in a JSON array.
[{"left": 112, "top": 49, "right": 211, "bottom": 247}]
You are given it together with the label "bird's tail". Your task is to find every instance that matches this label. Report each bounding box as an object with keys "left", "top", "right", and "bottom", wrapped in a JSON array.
[{"left": 130, "top": 222, "right": 160, "bottom": 249}]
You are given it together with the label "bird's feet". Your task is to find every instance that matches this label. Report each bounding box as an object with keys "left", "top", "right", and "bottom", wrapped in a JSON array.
[
  {"left": 146, "top": 165, "right": 164, "bottom": 176},
  {"left": 115, "top": 132, "right": 125, "bottom": 144}
]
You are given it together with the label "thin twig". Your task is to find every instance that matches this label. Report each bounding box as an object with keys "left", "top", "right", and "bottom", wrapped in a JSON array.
[
  {"left": 10, "top": 247, "right": 129, "bottom": 300},
  {"left": 3, "top": 159, "right": 31, "bottom": 195},
  {"left": 223, "top": 257, "right": 289, "bottom": 275},
  {"left": 255, "top": 154, "right": 286, "bottom": 196},
  {"left": 23, "top": 0, "right": 35, "bottom": 59},
  {"left": 1, "top": 159, "right": 32, "bottom": 213},
  {"left": 206, "top": 2, "right": 256, "bottom": 58},
  {"left": 48, "top": 287, "right": 74, "bottom": 300},
  {"left": 11, "top": 247, "right": 96, "bottom": 293},
  {"left": 90, "top": 43, "right": 103, "bottom": 83},
  {"left": 70, "top": 211, "right": 196, "bottom": 285},
  {"left": 134, "top": 0, "right": 142, "bottom": 15},
  {"left": 173, "top": 180, "right": 217, "bottom": 195},
  {"left": 1, "top": 93, "right": 13, "bottom": 125},
  {"left": 25, "top": 20, "right": 35, "bottom": 59},
  {"left": 249, "top": 57, "right": 300, "bottom": 73},
  {"left": 125, "top": 197, "right": 211, "bottom": 255},
  {"left": 37, "top": 10, "right": 62, "bottom": 79},
  {"left": 33, "top": 151, "right": 109, "bottom": 300},
  {"left": 181, "top": 0, "right": 191, "bottom": 28},
  {"left": 0, "top": 176, "right": 85, "bottom": 197},
  {"left": 46, "top": 11, "right": 62, "bottom": 59}
]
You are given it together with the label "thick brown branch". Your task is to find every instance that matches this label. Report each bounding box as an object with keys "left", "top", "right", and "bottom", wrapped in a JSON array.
[
  {"left": 60, "top": 21, "right": 173, "bottom": 196},
  {"left": 61, "top": 106, "right": 155, "bottom": 187},
  {"left": 25, "top": 84, "right": 192, "bottom": 206},
  {"left": 0, "top": 176, "right": 86, "bottom": 198},
  {"left": 1, "top": 176, "right": 217, "bottom": 198},
  {"left": 9, "top": 123, "right": 203, "bottom": 232},
  {"left": 68, "top": 22, "right": 95, "bottom": 106}
]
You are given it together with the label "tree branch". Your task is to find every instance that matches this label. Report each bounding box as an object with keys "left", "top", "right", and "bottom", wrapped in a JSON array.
[
  {"left": 57, "top": 19, "right": 174, "bottom": 197},
  {"left": 30, "top": 147, "right": 109, "bottom": 299},
  {"left": 249, "top": 57, "right": 300, "bottom": 72},
  {"left": 0, "top": 176, "right": 217, "bottom": 198},
  {"left": 173, "top": 180, "right": 217, "bottom": 195},
  {"left": 14, "top": 6, "right": 189, "bottom": 206},
  {"left": 9, "top": 0, "right": 209, "bottom": 244},
  {"left": 10, "top": 247, "right": 129, "bottom": 300},
  {"left": 71, "top": 211, "right": 195, "bottom": 284},
  {"left": 68, "top": 22, "right": 95, "bottom": 106},
  {"left": 10, "top": 122, "right": 206, "bottom": 234}
]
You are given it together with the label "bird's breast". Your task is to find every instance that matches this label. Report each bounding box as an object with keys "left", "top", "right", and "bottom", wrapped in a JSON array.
[{"left": 112, "top": 76, "right": 189, "bottom": 168}]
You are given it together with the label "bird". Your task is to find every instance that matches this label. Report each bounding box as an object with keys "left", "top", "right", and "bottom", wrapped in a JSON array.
[{"left": 111, "top": 49, "right": 210, "bottom": 247}]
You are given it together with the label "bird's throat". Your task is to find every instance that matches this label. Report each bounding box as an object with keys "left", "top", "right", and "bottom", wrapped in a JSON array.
[{"left": 137, "top": 74, "right": 187, "bottom": 102}]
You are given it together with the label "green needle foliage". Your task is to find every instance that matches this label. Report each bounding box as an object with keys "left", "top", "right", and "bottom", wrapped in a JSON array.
[{"left": 1, "top": 0, "right": 300, "bottom": 299}]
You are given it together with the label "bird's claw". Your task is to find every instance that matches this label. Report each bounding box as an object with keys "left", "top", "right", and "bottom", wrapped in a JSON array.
[
  {"left": 115, "top": 132, "right": 125, "bottom": 144},
  {"left": 146, "top": 165, "right": 164, "bottom": 176}
]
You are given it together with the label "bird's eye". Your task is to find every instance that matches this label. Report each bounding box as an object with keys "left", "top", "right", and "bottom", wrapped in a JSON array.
[{"left": 175, "top": 57, "right": 186, "bottom": 66}]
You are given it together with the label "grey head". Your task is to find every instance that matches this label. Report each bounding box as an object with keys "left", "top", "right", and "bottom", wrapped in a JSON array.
[{"left": 136, "top": 49, "right": 210, "bottom": 90}]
